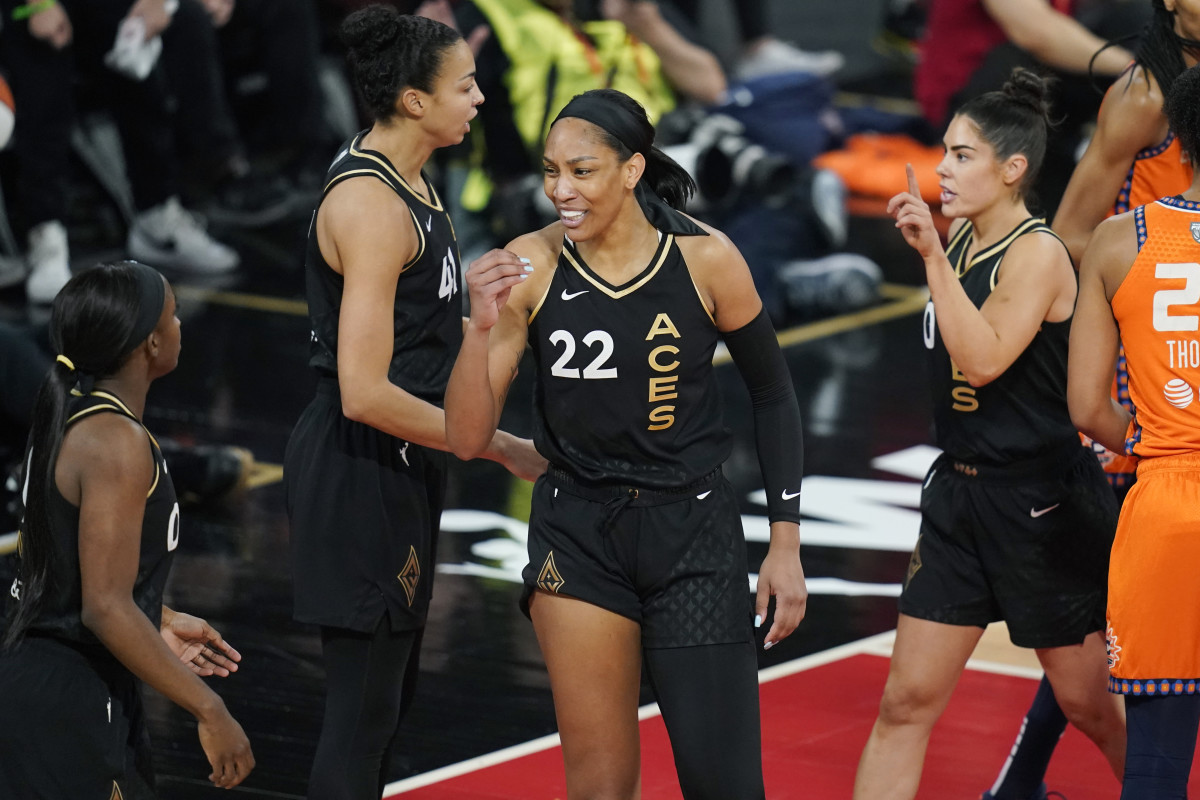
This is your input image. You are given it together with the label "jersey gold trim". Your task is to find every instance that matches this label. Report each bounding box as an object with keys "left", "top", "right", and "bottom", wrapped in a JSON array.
[
  {"left": 527, "top": 265, "right": 558, "bottom": 325},
  {"left": 952, "top": 218, "right": 1044, "bottom": 278},
  {"left": 397, "top": 545, "right": 421, "bottom": 607},
  {"left": 321, "top": 168, "right": 426, "bottom": 269},
  {"left": 688, "top": 274, "right": 715, "bottom": 325},
  {"left": 562, "top": 234, "right": 675, "bottom": 299},
  {"left": 348, "top": 135, "right": 445, "bottom": 211},
  {"left": 110, "top": 780, "right": 124, "bottom": 800}
]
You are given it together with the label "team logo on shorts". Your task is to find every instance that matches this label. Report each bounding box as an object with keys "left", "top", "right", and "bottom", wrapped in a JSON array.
[
  {"left": 1106, "top": 622, "right": 1122, "bottom": 670},
  {"left": 110, "top": 781, "right": 124, "bottom": 800},
  {"left": 1191, "top": 221, "right": 1200, "bottom": 244},
  {"left": 536, "top": 551, "right": 565, "bottom": 594},
  {"left": 397, "top": 546, "right": 421, "bottom": 606},
  {"left": 905, "top": 537, "right": 922, "bottom": 586}
]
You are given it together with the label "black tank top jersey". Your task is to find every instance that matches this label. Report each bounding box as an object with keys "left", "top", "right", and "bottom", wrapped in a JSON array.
[
  {"left": 528, "top": 232, "right": 730, "bottom": 487},
  {"left": 927, "top": 218, "right": 1078, "bottom": 464},
  {"left": 304, "top": 132, "right": 463, "bottom": 404},
  {"left": 15, "top": 391, "right": 178, "bottom": 645}
]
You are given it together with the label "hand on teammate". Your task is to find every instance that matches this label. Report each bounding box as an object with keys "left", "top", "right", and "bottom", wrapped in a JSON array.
[
  {"left": 197, "top": 704, "right": 255, "bottom": 789},
  {"left": 28, "top": 2, "right": 73, "bottom": 49},
  {"left": 755, "top": 523, "right": 808, "bottom": 649},
  {"left": 490, "top": 431, "right": 548, "bottom": 482},
  {"left": 161, "top": 607, "right": 242, "bottom": 678},
  {"left": 888, "top": 164, "right": 943, "bottom": 261},
  {"left": 465, "top": 249, "right": 533, "bottom": 332}
]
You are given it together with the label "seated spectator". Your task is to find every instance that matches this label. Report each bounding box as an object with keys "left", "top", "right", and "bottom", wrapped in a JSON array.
[
  {"left": 0, "top": 0, "right": 240, "bottom": 304},
  {"left": 161, "top": 0, "right": 332, "bottom": 226},
  {"left": 916, "top": 0, "right": 1146, "bottom": 216},
  {"left": 663, "top": 0, "right": 845, "bottom": 79}
]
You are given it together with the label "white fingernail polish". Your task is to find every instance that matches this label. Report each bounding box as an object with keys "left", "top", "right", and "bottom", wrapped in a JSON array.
[
  {"left": 523, "top": 264, "right": 534, "bottom": 272},
  {"left": 519, "top": 257, "right": 531, "bottom": 264},
  {"left": 754, "top": 614, "right": 762, "bottom": 628},
  {"left": 763, "top": 641, "right": 775, "bottom": 651}
]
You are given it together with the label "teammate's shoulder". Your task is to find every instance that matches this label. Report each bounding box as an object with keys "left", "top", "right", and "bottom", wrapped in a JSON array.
[{"left": 1108, "top": 63, "right": 1164, "bottom": 108}]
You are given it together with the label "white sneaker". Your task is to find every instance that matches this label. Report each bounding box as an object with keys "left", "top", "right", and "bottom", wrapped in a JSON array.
[
  {"left": 737, "top": 39, "right": 845, "bottom": 81},
  {"left": 127, "top": 196, "right": 240, "bottom": 273},
  {"left": 25, "top": 220, "right": 72, "bottom": 305}
]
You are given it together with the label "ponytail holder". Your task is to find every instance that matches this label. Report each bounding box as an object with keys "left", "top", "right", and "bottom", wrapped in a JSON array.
[{"left": 55, "top": 354, "right": 75, "bottom": 371}]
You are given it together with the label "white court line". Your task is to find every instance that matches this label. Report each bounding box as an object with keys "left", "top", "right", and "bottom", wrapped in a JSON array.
[{"left": 384, "top": 629, "right": 1040, "bottom": 796}]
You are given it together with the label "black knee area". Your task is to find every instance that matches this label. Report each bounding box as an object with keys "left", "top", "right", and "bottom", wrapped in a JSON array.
[{"left": 1122, "top": 693, "right": 1200, "bottom": 800}]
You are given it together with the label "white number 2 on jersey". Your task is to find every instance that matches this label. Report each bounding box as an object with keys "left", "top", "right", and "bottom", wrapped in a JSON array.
[
  {"left": 549, "top": 330, "right": 618, "bottom": 379},
  {"left": 438, "top": 247, "right": 458, "bottom": 302},
  {"left": 1153, "top": 262, "right": 1200, "bottom": 332}
]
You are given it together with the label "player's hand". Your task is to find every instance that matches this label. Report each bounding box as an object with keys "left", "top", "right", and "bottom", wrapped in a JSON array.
[
  {"left": 29, "top": 1, "right": 73, "bottom": 48},
  {"left": 489, "top": 431, "right": 548, "bottom": 482},
  {"left": 465, "top": 249, "right": 532, "bottom": 332},
  {"left": 198, "top": 0, "right": 234, "bottom": 27},
  {"left": 755, "top": 523, "right": 807, "bottom": 649},
  {"left": 127, "top": 0, "right": 173, "bottom": 40},
  {"left": 161, "top": 608, "right": 242, "bottom": 678},
  {"left": 887, "top": 164, "right": 943, "bottom": 261},
  {"left": 197, "top": 705, "right": 255, "bottom": 789}
]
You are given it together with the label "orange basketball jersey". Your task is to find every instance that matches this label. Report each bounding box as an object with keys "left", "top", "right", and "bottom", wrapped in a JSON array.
[
  {"left": 1111, "top": 197, "right": 1200, "bottom": 458},
  {"left": 1112, "top": 132, "right": 1194, "bottom": 216}
]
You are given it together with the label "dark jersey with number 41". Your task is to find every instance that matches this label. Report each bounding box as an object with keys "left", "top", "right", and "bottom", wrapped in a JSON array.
[
  {"left": 529, "top": 232, "right": 730, "bottom": 488},
  {"left": 303, "top": 132, "right": 463, "bottom": 405}
]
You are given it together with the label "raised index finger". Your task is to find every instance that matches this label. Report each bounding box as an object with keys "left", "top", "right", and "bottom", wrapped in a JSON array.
[{"left": 906, "top": 163, "right": 920, "bottom": 198}]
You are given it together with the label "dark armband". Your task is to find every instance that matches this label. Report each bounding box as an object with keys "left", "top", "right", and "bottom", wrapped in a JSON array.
[{"left": 723, "top": 308, "right": 803, "bottom": 524}]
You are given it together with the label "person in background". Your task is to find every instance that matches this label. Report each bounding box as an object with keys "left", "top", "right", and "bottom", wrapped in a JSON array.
[{"left": 1067, "top": 62, "right": 1200, "bottom": 800}]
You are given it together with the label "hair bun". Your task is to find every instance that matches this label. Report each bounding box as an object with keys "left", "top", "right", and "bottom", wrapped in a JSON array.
[
  {"left": 1002, "top": 67, "right": 1052, "bottom": 122},
  {"left": 341, "top": 4, "right": 402, "bottom": 57}
]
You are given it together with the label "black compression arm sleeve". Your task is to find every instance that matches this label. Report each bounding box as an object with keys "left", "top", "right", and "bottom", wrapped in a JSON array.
[{"left": 723, "top": 309, "right": 803, "bottom": 524}]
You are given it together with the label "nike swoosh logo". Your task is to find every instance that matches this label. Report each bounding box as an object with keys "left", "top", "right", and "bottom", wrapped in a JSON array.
[
  {"left": 923, "top": 469, "right": 937, "bottom": 490},
  {"left": 1030, "top": 503, "right": 1060, "bottom": 518},
  {"left": 696, "top": 490, "right": 712, "bottom": 500},
  {"left": 426, "top": 215, "right": 433, "bottom": 231},
  {"left": 561, "top": 289, "right": 589, "bottom": 301},
  {"left": 781, "top": 489, "right": 801, "bottom": 501}
]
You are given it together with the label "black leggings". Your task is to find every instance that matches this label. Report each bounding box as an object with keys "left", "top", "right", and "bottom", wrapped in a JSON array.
[
  {"left": 307, "top": 620, "right": 423, "bottom": 800},
  {"left": 644, "top": 641, "right": 765, "bottom": 800},
  {"left": 1122, "top": 693, "right": 1200, "bottom": 800}
]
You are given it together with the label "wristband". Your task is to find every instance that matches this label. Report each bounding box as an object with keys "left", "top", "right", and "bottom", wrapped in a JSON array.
[{"left": 12, "top": 0, "right": 55, "bottom": 20}]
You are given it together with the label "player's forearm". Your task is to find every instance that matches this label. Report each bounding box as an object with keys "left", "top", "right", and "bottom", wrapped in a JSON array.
[
  {"left": 83, "top": 598, "right": 224, "bottom": 721},
  {"left": 925, "top": 255, "right": 1006, "bottom": 386},
  {"left": 445, "top": 324, "right": 504, "bottom": 459},
  {"left": 340, "top": 378, "right": 451, "bottom": 451}
]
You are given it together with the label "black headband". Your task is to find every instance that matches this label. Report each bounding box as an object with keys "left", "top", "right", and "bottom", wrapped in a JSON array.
[
  {"left": 552, "top": 94, "right": 706, "bottom": 237},
  {"left": 119, "top": 262, "right": 167, "bottom": 355}
]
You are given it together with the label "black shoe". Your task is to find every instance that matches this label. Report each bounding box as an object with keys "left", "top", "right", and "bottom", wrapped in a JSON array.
[
  {"left": 159, "top": 440, "right": 253, "bottom": 505},
  {"left": 203, "top": 172, "right": 304, "bottom": 228}
]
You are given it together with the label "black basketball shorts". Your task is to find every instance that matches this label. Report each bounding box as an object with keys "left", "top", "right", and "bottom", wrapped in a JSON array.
[
  {"left": 0, "top": 636, "right": 154, "bottom": 799},
  {"left": 521, "top": 467, "right": 755, "bottom": 649},
  {"left": 285, "top": 382, "right": 448, "bottom": 633},
  {"left": 899, "top": 443, "right": 1118, "bottom": 649}
]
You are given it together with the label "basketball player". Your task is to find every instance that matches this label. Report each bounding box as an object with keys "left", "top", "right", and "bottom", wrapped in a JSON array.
[
  {"left": 1068, "top": 63, "right": 1200, "bottom": 799},
  {"left": 854, "top": 69, "right": 1126, "bottom": 799},
  {"left": 283, "top": 7, "right": 543, "bottom": 799},
  {"left": 444, "top": 88, "right": 807, "bottom": 799},
  {"left": 981, "top": 4, "right": 1197, "bottom": 797},
  {"left": 0, "top": 262, "right": 254, "bottom": 796}
]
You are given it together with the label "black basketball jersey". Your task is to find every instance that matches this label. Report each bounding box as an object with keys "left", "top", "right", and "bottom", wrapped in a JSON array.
[
  {"left": 529, "top": 232, "right": 730, "bottom": 487},
  {"left": 926, "top": 218, "right": 1078, "bottom": 464},
  {"left": 10, "top": 391, "right": 178, "bottom": 645},
  {"left": 304, "top": 132, "right": 464, "bottom": 404}
]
